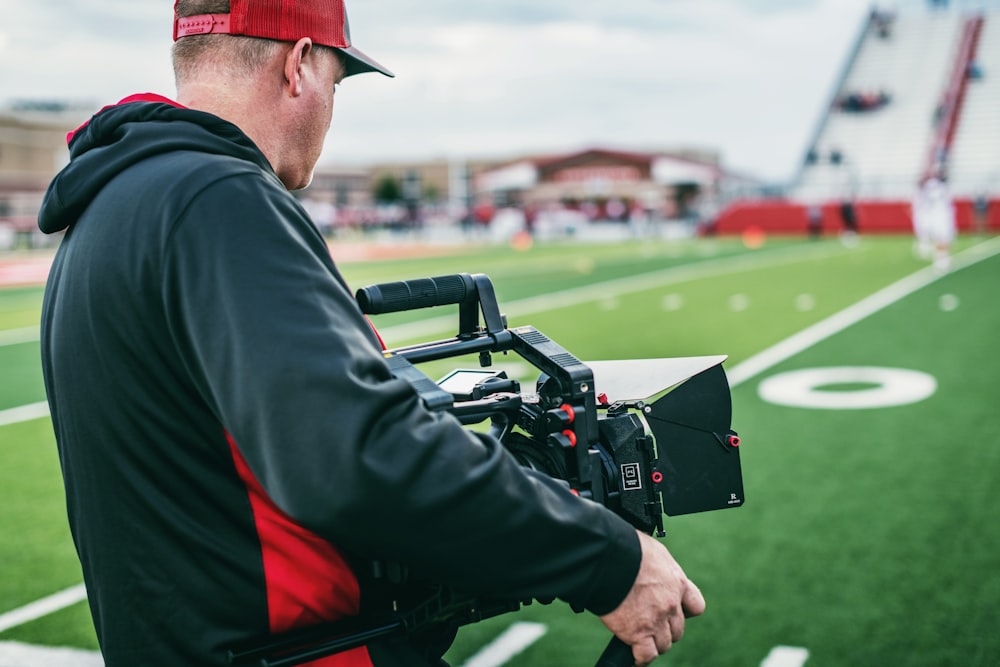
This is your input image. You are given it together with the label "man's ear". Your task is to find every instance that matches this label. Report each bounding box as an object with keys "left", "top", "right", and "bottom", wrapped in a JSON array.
[{"left": 284, "top": 37, "right": 314, "bottom": 97}]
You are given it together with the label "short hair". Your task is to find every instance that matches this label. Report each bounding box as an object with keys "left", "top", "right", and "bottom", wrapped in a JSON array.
[
  {"left": 172, "top": 0, "right": 283, "bottom": 82},
  {"left": 172, "top": 0, "right": 344, "bottom": 84}
]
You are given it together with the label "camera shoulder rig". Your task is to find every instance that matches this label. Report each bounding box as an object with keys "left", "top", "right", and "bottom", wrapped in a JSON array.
[{"left": 229, "top": 273, "right": 744, "bottom": 667}]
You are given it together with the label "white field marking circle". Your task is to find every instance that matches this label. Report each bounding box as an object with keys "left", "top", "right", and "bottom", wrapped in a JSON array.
[{"left": 758, "top": 366, "right": 937, "bottom": 409}]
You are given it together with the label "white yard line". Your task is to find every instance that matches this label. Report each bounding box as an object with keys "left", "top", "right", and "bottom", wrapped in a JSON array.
[
  {"left": 0, "top": 401, "right": 49, "bottom": 427},
  {"left": 0, "top": 326, "right": 39, "bottom": 347},
  {"left": 459, "top": 622, "right": 547, "bottom": 667},
  {"left": 0, "top": 585, "right": 87, "bottom": 634},
  {"left": 726, "top": 235, "right": 1000, "bottom": 388},
  {"left": 761, "top": 645, "right": 811, "bottom": 667},
  {"left": 0, "top": 641, "right": 103, "bottom": 667}
]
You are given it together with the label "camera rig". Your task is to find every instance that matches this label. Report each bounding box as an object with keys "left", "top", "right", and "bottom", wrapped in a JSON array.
[{"left": 228, "top": 273, "right": 744, "bottom": 667}]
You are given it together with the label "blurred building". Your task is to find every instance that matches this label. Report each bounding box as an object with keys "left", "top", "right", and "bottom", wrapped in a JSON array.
[
  {"left": 474, "top": 147, "right": 759, "bottom": 228},
  {"left": 305, "top": 157, "right": 509, "bottom": 232},
  {"left": 0, "top": 101, "right": 90, "bottom": 242}
]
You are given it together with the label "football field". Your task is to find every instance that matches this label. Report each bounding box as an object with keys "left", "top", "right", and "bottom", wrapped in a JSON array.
[{"left": 1, "top": 233, "right": 998, "bottom": 666}]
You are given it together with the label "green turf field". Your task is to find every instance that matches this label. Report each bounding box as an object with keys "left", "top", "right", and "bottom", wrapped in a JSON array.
[{"left": 2, "top": 234, "right": 998, "bottom": 666}]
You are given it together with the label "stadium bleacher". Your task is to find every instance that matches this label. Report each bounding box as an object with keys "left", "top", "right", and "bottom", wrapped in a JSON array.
[
  {"left": 719, "top": 2, "right": 1000, "bottom": 235},
  {"left": 796, "top": 10, "right": 961, "bottom": 201}
]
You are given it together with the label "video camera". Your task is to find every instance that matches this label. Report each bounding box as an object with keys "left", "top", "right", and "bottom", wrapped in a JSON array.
[{"left": 228, "top": 273, "right": 744, "bottom": 667}]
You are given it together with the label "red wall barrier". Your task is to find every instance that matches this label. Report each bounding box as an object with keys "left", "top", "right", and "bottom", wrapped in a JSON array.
[{"left": 713, "top": 199, "right": 999, "bottom": 236}]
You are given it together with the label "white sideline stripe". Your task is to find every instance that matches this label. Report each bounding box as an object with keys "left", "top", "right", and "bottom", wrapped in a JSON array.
[
  {"left": 378, "top": 243, "right": 849, "bottom": 343},
  {"left": 0, "top": 326, "right": 39, "bottom": 347},
  {"left": 0, "top": 401, "right": 49, "bottom": 427},
  {"left": 0, "top": 584, "right": 88, "bottom": 634},
  {"left": 459, "top": 622, "right": 547, "bottom": 667},
  {"left": 727, "top": 236, "right": 1000, "bottom": 388},
  {"left": 761, "top": 645, "right": 810, "bottom": 667},
  {"left": 0, "top": 641, "right": 103, "bottom": 667}
]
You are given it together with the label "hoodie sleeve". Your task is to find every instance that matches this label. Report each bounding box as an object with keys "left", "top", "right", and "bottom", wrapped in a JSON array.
[{"left": 161, "top": 169, "right": 640, "bottom": 616}]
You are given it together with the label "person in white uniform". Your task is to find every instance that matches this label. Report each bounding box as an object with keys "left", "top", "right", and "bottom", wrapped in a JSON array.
[{"left": 911, "top": 173, "right": 957, "bottom": 271}]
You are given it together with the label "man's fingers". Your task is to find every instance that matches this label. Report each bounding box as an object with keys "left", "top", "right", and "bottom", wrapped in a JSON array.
[
  {"left": 682, "top": 578, "right": 706, "bottom": 617},
  {"left": 667, "top": 610, "right": 685, "bottom": 645},
  {"left": 631, "top": 636, "right": 660, "bottom": 667},
  {"left": 655, "top": 626, "right": 675, "bottom": 654}
]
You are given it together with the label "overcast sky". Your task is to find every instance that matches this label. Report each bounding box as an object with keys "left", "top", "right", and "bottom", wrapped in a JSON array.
[{"left": 1, "top": 0, "right": 881, "bottom": 182}]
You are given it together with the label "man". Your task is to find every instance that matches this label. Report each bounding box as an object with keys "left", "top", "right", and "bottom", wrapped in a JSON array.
[{"left": 38, "top": 1, "right": 704, "bottom": 665}]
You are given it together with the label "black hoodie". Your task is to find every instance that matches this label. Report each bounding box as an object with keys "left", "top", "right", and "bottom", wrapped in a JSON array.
[{"left": 38, "top": 96, "right": 640, "bottom": 666}]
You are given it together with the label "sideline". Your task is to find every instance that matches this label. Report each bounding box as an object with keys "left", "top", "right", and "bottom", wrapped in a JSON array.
[{"left": 726, "top": 235, "right": 1000, "bottom": 388}]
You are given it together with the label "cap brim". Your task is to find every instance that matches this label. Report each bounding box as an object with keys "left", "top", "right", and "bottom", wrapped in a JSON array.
[{"left": 339, "top": 46, "right": 394, "bottom": 78}]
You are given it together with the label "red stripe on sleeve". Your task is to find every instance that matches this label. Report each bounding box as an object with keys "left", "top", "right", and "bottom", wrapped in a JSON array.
[{"left": 226, "top": 432, "right": 373, "bottom": 667}]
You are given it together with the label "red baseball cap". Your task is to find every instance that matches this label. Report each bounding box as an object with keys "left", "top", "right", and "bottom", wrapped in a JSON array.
[{"left": 173, "top": 0, "right": 393, "bottom": 78}]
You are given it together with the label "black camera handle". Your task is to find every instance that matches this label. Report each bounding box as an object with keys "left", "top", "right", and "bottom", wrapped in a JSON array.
[
  {"left": 596, "top": 637, "right": 637, "bottom": 667},
  {"left": 357, "top": 272, "right": 506, "bottom": 339}
]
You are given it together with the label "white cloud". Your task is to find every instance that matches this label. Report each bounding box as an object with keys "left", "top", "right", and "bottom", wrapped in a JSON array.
[{"left": 3, "top": 0, "right": 876, "bottom": 182}]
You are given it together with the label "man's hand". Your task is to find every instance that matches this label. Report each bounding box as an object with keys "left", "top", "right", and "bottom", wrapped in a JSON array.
[{"left": 599, "top": 530, "right": 706, "bottom": 666}]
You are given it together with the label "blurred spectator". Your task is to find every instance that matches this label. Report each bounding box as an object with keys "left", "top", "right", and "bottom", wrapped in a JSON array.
[
  {"left": 973, "top": 192, "right": 990, "bottom": 236},
  {"left": 835, "top": 90, "right": 891, "bottom": 112},
  {"left": 872, "top": 9, "right": 895, "bottom": 39},
  {"left": 604, "top": 198, "right": 626, "bottom": 221},
  {"left": 806, "top": 204, "right": 823, "bottom": 240},
  {"left": 473, "top": 201, "right": 495, "bottom": 226},
  {"left": 838, "top": 198, "right": 859, "bottom": 247}
]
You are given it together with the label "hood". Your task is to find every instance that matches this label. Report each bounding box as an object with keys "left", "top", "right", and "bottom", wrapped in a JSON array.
[{"left": 38, "top": 95, "right": 270, "bottom": 234}]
